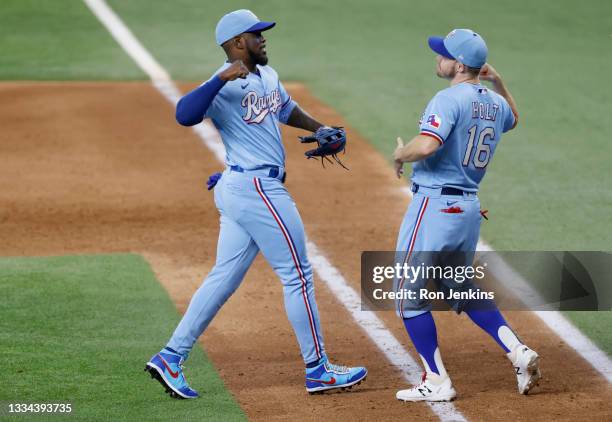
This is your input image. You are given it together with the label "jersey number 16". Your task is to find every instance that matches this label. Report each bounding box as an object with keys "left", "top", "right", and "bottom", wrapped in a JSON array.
[{"left": 463, "top": 125, "right": 495, "bottom": 169}]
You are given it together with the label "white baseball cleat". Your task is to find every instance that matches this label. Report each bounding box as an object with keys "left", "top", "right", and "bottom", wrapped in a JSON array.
[
  {"left": 396, "top": 372, "right": 457, "bottom": 402},
  {"left": 508, "top": 345, "right": 541, "bottom": 394}
]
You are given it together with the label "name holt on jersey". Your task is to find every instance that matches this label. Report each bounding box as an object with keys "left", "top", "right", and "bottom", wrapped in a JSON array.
[{"left": 472, "top": 101, "right": 499, "bottom": 121}]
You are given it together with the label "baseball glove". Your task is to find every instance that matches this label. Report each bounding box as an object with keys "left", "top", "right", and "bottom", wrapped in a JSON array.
[{"left": 299, "top": 126, "right": 348, "bottom": 169}]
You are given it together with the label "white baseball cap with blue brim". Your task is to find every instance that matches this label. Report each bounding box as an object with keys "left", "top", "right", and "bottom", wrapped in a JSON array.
[
  {"left": 428, "top": 29, "right": 488, "bottom": 68},
  {"left": 215, "top": 9, "right": 275, "bottom": 46}
]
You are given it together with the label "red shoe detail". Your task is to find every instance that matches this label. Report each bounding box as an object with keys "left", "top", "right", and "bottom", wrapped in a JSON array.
[
  {"left": 306, "top": 377, "right": 336, "bottom": 385},
  {"left": 159, "top": 355, "right": 180, "bottom": 379}
]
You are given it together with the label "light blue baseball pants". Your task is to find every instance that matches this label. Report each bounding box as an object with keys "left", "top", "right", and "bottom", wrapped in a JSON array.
[
  {"left": 395, "top": 185, "right": 483, "bottom": 318},
  {"left": 167, "top": 168, "right": 325, "bottom": 364}
]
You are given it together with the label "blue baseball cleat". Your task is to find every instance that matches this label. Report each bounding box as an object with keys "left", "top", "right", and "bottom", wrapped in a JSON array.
[
  {"left": 145, "top": 349, "right": 199, "bottom": 399},
  {"left": 305, "top": 357, "right": 367, "bottom": 394}
]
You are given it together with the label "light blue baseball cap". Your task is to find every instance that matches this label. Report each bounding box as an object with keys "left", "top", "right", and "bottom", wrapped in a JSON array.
[
  {"left": 428, "top": 29, "right": 488, "bottom": 68},
  {"left": 215, "top": 9, "right": 275, "bottom": 46}
]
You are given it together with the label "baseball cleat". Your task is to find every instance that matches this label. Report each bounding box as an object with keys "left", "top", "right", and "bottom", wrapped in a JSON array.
[
  {"left": 305, "top": 357, "right": 367, "bottom": 394},
  {"left": 396, "top": 372, "right": 456, "bottom": 402},
  {"left": 508, "top": 345, "right": 541, "bottom": 395},
  {"left": 145, "top": 349, "right": 199, "bottom": 399}
]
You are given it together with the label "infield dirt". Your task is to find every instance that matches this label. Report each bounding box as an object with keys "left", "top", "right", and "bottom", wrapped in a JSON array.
[{"left": 1, "top": 82, "right": 610, "bottom": 421}]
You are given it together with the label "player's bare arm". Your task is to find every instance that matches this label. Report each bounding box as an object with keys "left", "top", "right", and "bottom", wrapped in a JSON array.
[
  {"left": 287, "top": 109, "right": 349, "bottom": 167},
  {"left": 286, "top": 105, "right": 324, "bottom": 133},
  {"left": 480, "top": 64, "right": 519, "bottom": 129},
  {"left": 393, "top": 136, "right": 440, "bottom": 178}
]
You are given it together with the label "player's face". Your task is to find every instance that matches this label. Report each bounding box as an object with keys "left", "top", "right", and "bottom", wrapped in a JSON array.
[
  {"left": 244, "top": 31, "right": 268, "bottom": 66},
  {"left": 436, "top": 55, "right": 457, "bottom": 79}
]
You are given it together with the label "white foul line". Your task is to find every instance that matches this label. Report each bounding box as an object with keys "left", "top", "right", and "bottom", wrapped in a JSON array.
[
  {"left": 84, "top": 0, "right": 467, "bottom": 420},
  {"left": 307, "top": 242, "right": 466, "bottom": 421},
  {"left": 475, "top": 241, "right": 612, "bottom": 383},
  {"left": 82, "top": 0, "right": 225, "bottom": 163},
  {"left": 85, "top": 0, "right": 611, "bottom": 418},
  {"left": 403, "top": 185, "right": 612, "bottom": 383}
]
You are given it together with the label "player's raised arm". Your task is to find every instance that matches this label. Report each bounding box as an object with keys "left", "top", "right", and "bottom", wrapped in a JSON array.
[
  {"left": 150, "top": 9, "right": 369, "bottom": 401},
  {"left": 175, "top": 60, "right": 249, "bottom": 126},
  {"left": 479, "top": 64, "right": 519, "bottom": 130},
  {"left": 393, "top": 29, "right": 541, "bottom": 403}
]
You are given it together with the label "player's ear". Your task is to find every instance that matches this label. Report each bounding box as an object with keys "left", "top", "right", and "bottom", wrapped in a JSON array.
[{"left": 232, "top": 35, "right": 245, "bottom": 50}]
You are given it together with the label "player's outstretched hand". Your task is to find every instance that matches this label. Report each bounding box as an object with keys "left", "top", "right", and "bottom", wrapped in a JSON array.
[
  {"left": 394, "top": 137, "right": 405, "bottom": 178},
  {"left": 479, "top": 64, "right": 501, "bottom": 83},
  {"left": 219, "top": 60, "right": 249, "bottom": 81}
]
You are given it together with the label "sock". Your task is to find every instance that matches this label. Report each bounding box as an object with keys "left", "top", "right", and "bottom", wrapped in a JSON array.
[
  {"left": 465, "top": 301, "right": 522, "bottom": 353},
  {"left": 403, "top": 312, "right": 445, "bottom": 376},
  {"left": 163, "top": 346, "right": 187, "bottom": 360},
  {"left": 305, "top": 355, "right": 326, "bottom": 369}
]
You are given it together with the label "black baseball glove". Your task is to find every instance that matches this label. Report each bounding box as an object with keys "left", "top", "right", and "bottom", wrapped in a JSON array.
[{"left": 298, "top": 126, "right": 348, "bottom": 169}]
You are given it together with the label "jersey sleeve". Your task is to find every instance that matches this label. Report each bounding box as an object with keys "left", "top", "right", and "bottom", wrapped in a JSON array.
[
  {"left": 175, "top": 74, "right": 226, "bottom": 126},
  {"left": 418, "top": 92, "right": 459, "bottom": 144},
  {"left": 501, "top": 97, "right": 516, "bottom": 133},
  {"left": 200, "top": 64, "right": 232, "bottom": 120},
  {"left": 277, "top": 81, "right": 298, "bottom": 124},
  {"left": 200, "top": 73, "right": 224, "bottom": 120}
]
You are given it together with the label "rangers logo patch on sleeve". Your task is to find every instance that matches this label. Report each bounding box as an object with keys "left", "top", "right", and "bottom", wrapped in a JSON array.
[{"left": 426, "top": 114, "right": 441, "bottom": 129}]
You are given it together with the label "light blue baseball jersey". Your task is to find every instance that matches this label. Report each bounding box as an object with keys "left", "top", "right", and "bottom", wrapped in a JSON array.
[
  {"left": 204, "top": 62, "right": 297, "bottom": 170},
  {"left": 413, "top": 82, "right": 515, "bottom": 192},
  {"left": 168, "top": 61, "right": 327, "bottom": 365}
]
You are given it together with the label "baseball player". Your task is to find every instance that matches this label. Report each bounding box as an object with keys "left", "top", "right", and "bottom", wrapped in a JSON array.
[
  {"left": 392, "top": 29, "right": 541, "bottom": 401},
  {"left": 145, "top": 9, "right": 366, "bottom": 399}
]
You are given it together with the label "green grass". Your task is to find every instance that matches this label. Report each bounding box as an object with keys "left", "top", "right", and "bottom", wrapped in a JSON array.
[
  {"left": 564, "top": 313, "right": 612, "bottom": 356},
  {"left": 1, "top": 0, "right": 610, "bottom": 356},
  {"left": 2, "top": 0, "right": 610, "bottom": 248},
  {"left": 0, "top": 0, "right": 144, "bottom": 80},
  {"left": 487, "top": 251, "right": 612, "bottom": 355},
  {"left": 105, "top": 0, "right": 612, "bottom": 250},
  {"left": 104, "top": 0, "right": 612, "bottom": 353},
  {"left": 0, "top": 255, "right": 245, "bottom": 421},
  {"left": 564, "top": 312, "right": 612, "bottom": 353}
]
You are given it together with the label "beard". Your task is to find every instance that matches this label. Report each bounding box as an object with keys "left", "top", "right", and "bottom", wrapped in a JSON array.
[
  {"left": 248, "top": 48, "right": 268, "bottom": 66},
  {"left": 437, "top": 65, "right": 455, "bottom": 79}
]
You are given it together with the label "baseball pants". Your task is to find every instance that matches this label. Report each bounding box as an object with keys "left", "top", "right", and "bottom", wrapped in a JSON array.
[
  {"left": 394, "top": 185, "right": 483, "bottom": 318},
  {"left": 167, "top": 168, "right": 325, "bottom": 364}
]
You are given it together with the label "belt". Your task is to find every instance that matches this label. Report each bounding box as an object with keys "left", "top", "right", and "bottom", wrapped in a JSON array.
[
  {"left": 411, "top": 183, "right": 468, "bottom": 196},
  {"left": 230, "top": 165, "right": 286, "bottom": 183}
]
